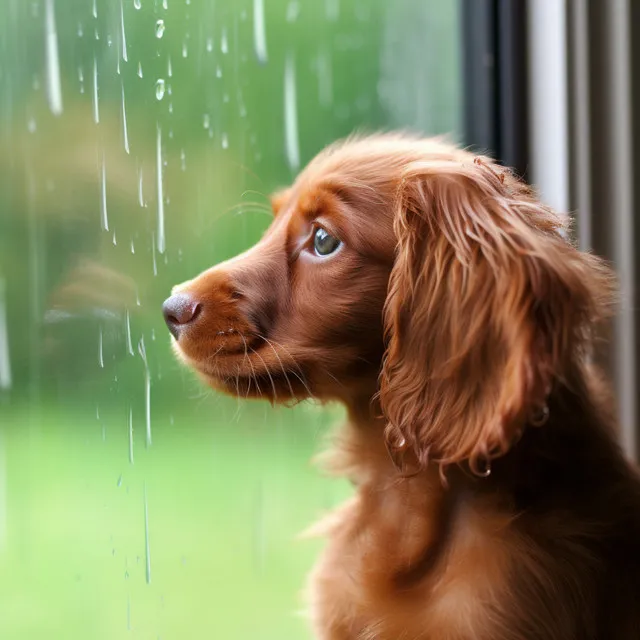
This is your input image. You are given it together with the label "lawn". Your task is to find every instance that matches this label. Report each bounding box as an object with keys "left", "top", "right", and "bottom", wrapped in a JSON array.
[{"left": 0, "top": 399, "right": 349, "bottom": 639}]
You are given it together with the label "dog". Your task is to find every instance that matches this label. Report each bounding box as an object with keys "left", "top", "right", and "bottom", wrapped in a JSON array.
[{"left": 164, "top": 133, "right": 640, "bottom": 639}]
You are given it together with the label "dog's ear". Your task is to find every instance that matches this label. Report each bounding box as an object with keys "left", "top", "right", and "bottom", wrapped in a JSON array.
[{"left": 379, "top": 157, "right": 615, "bottom": 474}]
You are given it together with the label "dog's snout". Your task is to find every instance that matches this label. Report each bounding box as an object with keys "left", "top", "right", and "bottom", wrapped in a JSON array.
[{"left": 162, "top": 293, "right": 201, "bottom": 339}]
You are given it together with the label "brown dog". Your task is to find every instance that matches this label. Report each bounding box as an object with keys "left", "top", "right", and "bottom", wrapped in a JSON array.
[{"left": 164, "top": 134, "right": 640, "bottom": 639}]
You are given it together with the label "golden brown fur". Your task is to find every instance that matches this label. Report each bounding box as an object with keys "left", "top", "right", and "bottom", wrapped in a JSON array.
[{"left": 165, "top": 133, "right": 640, "bottom": 639}]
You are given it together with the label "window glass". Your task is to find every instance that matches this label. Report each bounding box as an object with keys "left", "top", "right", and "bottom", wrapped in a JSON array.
[{"left": 0, "top": 1, "right": 461, "bottom": 637}]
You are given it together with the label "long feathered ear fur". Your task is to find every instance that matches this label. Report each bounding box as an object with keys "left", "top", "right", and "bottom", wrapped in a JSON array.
[{"left": 379, "top": 155, "right": 616, "bottom": 475}]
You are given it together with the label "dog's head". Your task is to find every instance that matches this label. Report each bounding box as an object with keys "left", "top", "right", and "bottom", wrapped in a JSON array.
[{"left": 165, "top": 133, "right": 614, "bottom": 470}]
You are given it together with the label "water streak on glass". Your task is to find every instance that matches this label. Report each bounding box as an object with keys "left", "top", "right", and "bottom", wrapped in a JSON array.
[
  {"left": 221, "top": 28, "right": 228, "bottom": 54},
  {"left": 155, "top": 78, "right": 165, "bottom": 101},
  {"left": 155, "top": 19, "right": 165, "bottom": 39},
  {"left": 92, "top": 57, "right": 99, "bottom": 123},
  {"left": 138, "top": 337, "right": 152, "bottom": 447},
  {"left": 137, "top": 62, "right": 143, "bottom": 78},
  {"left": 134, "top": 0, "right": 141, "bottom": 9},
  {"left": 125, "top": 309, "right": 134, "bottom": 356},
  {"left": 156, "top": 126, "right": 166, "bottom": 254},
  {"left": 98, "top": 326, "right": 104, "bottom": 368},
  {"left": 253, "top": 0, "right": 268, "bottom": 64},
  {"left": 0, "top": 279, "right": 12, "bottom": 390},
  {"left": 137, "top": 165, "right": 144, "bottom": 207},
  {"left": 284, "top": 53, "right": 300, "bottom": 171},
  {"left": 92, "top": 0, "right": 97, "bottom": 19},
  {"left": 44, "top": 0, "right": 63, "bottom": 115},
  {"left": 120, "top": 0, "right": 128, "bottom": 62},
  {"left": 121, "top": 85, "right": 130, "bottom": 154},
  {"left": 100, "top": 153, "right": 109, "bottom": 230}
]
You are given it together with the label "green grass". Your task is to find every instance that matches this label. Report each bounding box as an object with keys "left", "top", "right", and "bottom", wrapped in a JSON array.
[{"left": 0, "top": 401, "right": 350, "bottom": 639}]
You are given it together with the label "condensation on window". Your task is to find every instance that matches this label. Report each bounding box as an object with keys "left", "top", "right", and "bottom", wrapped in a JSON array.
[{"left": 0, "top": 1, "right": 460, "bottom": 637}]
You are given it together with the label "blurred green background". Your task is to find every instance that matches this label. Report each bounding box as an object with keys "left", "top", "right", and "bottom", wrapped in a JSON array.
[{"left": 0, "top": 0, "right": 461, "bottom": 637}]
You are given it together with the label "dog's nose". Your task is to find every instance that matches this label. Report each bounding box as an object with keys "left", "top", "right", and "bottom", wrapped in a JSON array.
[{"left": 162, "top": 293, "right": 201, "bottom": 339}]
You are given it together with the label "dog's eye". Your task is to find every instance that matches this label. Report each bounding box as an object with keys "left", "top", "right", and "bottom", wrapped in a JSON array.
[{"left": 313, "top": 227, "right": 341, "bottom": 256}]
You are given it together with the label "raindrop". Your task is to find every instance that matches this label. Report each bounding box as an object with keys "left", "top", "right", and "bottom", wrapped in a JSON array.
[
  {"left": 206, "top": 37, "right": 213, "bottom": 53},
  {"left": 77, "top": 22, "right": 83, "bottom": 37},
  {"left": 117, "top": 475, "right": 123, "bottom": 487},
  {"left": 0, "top": 278, "right": 12, "bottom": 390},
  {"left": 156, "top": 126, "right": 165, "bottom": 254},
  {"left": 44, "top": 0, "right": 63, "bottom": 116},
  {"left": 138, "top": 338, "right": 152, "bottom": 447},
  {"left": 221, "top": 133, "right": 229, "bottom": 149},
  {"left": 113, "top": 230, "right": 117, "bottom": 245},
  {"left": 167, "top": 56, "right": 172, "bottom": 77},
  {"left": 152, "top": 232, "right": 158, "bottom": 276},
  {"left": 182, "top": 42, "right": 188, "bottom": 58},
  {"left": 215, "top": 65, "right": 222, "bottom": 78},
  {"left": 180, "top": 149, "right": 186, "bottom": 171},
  {"left": 27, "top": 118, "right": 37, "bottom": 133},
  {"left": 120, "top": 0, "right": 128, "bottom": 62},
  {"left": 130, "top": 239, "right": 135, "bottom": 254},
  {"left": 128, "top": 407, "right": 134, "bottom": 464},
  {"left": 203, "top": 113, "right": 210, "bottom": 129},
  {"left": 143, "top": 483, "right": 151, "bottom": 583},
  {"left": 134, "top": 0, "right": 141, "bottom": 9},
  {"left": 100, "top": 153, "right": 109, "bottom": 230},
  {"left": 155, "top": 19, "right": 165, "bottom": 39},
  {"left": 125, "top": 310, "right": 134, "bottom": 356},
  {"left": 121, "top": 85, "right": 130, "bottom": 154},
  {"left": 155, "top": 78, "right": 165, "bottom": 100},
  {"left": 221, "top": 28, "right": 228, "bottom": 54},
  {"left": 168, "top": 102, "right": 173, "bottom": 114},
  {"left": 162, "top": 0, "right": 168, "bottom": 9},
  {"left": 222, "top": 92, "right": 229, "bottom": 103},
  {"left": 240, "top": 9, "right": 247, "bottom": 20},
  {"left": 137, "top": 62, "right": 143, "bottom": 78},
  {"left": 92, "top": 57, "right": 99, "bottom": 123},
  {"left": 253, "top": 0, "right": 268, "bottom": 64},
  {"left": 92, "top": 0, "right": 97, "bottom": 18},
  {"left": 107, "top": 35, "right": 113, "bottom": 48},
  {"left": 151, "top": 328, "right": 156, "bottom": 341},
  {"left": 284, "top": 53, "right": 300, "bottom": 171},
  {"left": 98, "top": 326, "right": 104, "bottom": 368}
]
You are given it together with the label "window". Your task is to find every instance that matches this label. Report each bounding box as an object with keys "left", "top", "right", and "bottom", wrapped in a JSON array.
[{"left": 0, "top": 1, "right": 461, "bottom": 637}]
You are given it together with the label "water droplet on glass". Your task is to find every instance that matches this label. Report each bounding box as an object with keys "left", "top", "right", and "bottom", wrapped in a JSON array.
[
  {"left": 216, "top": 65, "right": 222, "bottom": 78},
  {"left": 284, "top": 53, "right": 300, "bottom": 171},
  {"left": 137, "top": 166, "right": 144, "bottom": 207},
  {"left": 156, "top": 126, "right": 165, "bottom": 254},
  {"left": 203, "top": 113, "right": 210, "bottom": 129},
  {"left": 167, "top": 56, "right": 172, "bottom": 77},
  {"left": 130, "top": 239, "right": 135, "bottom": 254},
  {"left": 155, "top": 19, "right": 165, "bottom": 38},
  {"left": 182, "top": 42, "right": 188, "bottom": 58},
  {"left": 137, "top": 62, "right": 143, "bottom": 78},
  {"left": 221, "top": 133, "right": 229, "bottom": 149},
  {"left": 155, "top": 78, "right": 165, "bottom": 100},
  {"left": 180, "top": 149, "right": 186, "bottom": 171},
  {"left": 117, "top": 474, "right": 123, "bottom": 487},
  {"left": 77, "top": 22, "right": 84, "bottom": 37},
  {"left": 134, "top": 0, "right": 141, "bottom": 9},
  {"left": 206, "top": 37, "right": 213, "bottom": 53},
  {"left": 253, "top": 0, "right": 268, "bottom": 64},
  {"left": 221, "top": 28, "right": 228, "bottom": 54},
  {"left": 162, "top": 0, "right": 168, "bottom": 9},
  {"left": 100, "top": 153, "right": 109, "bottom": 230},
  {"left": 107, "top": 35, "right": 113, "bottom": 48},
  {"left": 92, "top": 0, "right": 98, "bottom": 18},
  {"left": 44, "top": 0, "right": 63, "bottom": 115},
  {"left": 112, "top": 230, "right": 117, "bottom": 245},
  {"left": 168, "top": 102, "right": 173, "bottom": 114}
]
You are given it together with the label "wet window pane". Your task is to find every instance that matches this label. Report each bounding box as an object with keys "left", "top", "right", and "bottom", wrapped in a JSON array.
[{"left": 0, "top": 1, "right": 461, "bottom": 637}]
